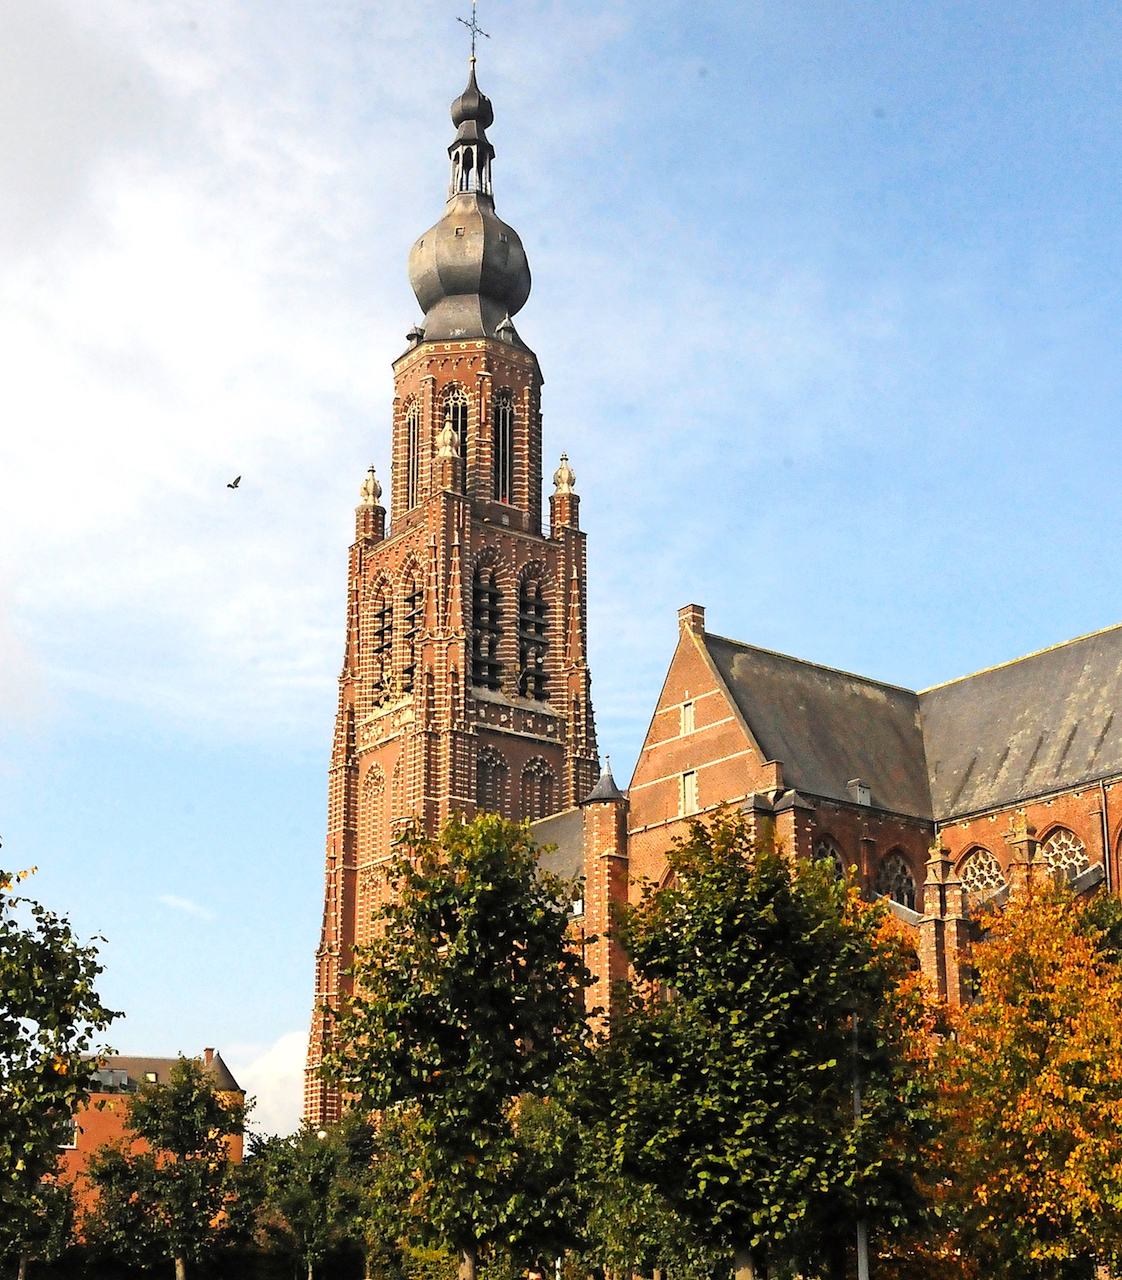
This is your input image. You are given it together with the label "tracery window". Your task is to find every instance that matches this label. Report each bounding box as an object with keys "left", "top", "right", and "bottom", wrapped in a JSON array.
[
  {"left": 1040, "top": 827, "right": 1090, "bottom": 880},
  {"left": 402, "top": 575, "right": 423, "bottom": 693},
  {"left": 493, "top": 388, "right": 514, "bottom": 503},
  {"left": 521, "top": 758, "right": 555, "bottom": 822},
  {"left": 958, "top": 847, "right": 1005, "bottom": 903},
  {"left": 813, "top": 836, "right": 845, "bottom": 881},
  {"left": 476, "top": 748, "right": 508, "bottom": 816},
  {"left": 471, "top": 565, "right": 502, "bottom": 690},
  {"left": 405, "top": 398, "right": 421, "bottom": 510},
  {"left": 876, "top": 851, "right": 917, "bottom": 911},
  {"left": 443, "top": 385, "right": 469, "bottom": 491},
  {"left": 517, "top": 577, "right": 548, "bottom": 700},
  {"left": 372, "top": 583, "right": 393, "bottom": 693}
]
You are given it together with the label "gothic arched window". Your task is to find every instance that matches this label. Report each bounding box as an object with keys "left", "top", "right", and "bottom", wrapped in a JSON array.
[
  {"left": 958, "top": 847, "right": 1005, "bottom": 904},
  {"left": 401, "top": 573, "right": 423, "bottom": 693},
  {"left": 521, "top": 758, "right": 555, "bottom": 822},
  {"left": 1040, "top": 827, "right": 1090, "bottom": 880},
  {"left": 371, "top": 581, "right": 393, "bottom": 695},
  {"left": 443, "top": 386, "right": 469, "bottom": 491},
  {"left": 876, "top": 851, "right": 917, "bottom": 911},
  {"left": 813, "top": 836, "right": 845, "bottom": 881},
  {"left": 517, "top": 576, "right": 548, "bottom": 701},
  {"left": 405, "top": 398, "right": 421, "bottom": 510},
  {"left": 493, "top": 388, "right": 514, "bottom": 503},
  {"left": 476, "top": 748, "right": 508, "bottom": 816},
  {"left": 471, "top": 564, "right": 502, "bottom": 690}
]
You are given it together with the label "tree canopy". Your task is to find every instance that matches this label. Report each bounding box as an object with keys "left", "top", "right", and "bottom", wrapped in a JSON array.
[
  {"left": 324, "top": 813, "right": 591, "bottom": 1280},
  {"left": 584, "top": 812, "right": 935, "bottom": 1280},
  {"left": 940, "top": 880, "right": 1122, "bottom": 1279},
  {"left": 0, "top": 867, "right": 118, "bottom": 1267}
]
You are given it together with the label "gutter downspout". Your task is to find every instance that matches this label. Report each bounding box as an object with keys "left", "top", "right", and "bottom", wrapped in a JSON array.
[{"left": 1099, "top": 779, "right": 1112, "bottom": 893}]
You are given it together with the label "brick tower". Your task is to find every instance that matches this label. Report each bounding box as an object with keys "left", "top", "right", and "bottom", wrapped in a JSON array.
[{"left": 305, "top": 64, "right": 600, "bottom": 1125}]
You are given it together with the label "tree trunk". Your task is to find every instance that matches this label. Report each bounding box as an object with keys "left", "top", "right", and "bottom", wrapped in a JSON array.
[
  {"left": 175, "top": 1258, "right": 187, "bottom": 1280},
  {"left": 17, "top": 1252, "right": 29, "bottom": 1280},
  {"left": 458, "top": 1244, "right": 477, "bottom": 1280},
  {"left": 308, "top": 1261, "right": 314, "bottom": 1280},
  {"left": 733, "top": 1245, "right": 758, "bottom": 1280}
]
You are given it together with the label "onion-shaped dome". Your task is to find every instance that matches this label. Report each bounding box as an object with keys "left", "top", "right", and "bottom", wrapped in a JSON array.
[{"left": 406, "top": 67, "right": 531, "bottom": 345}]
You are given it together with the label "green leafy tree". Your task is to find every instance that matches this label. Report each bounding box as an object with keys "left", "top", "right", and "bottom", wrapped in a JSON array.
[
  {"left": 0, "top": 866, "right": 118, "bottom": 1273},
  {"left": 84, "top": 1056, "right": 246, "bottom": 1280},
  {"left": 324, "top": 813, "right": 591, "bottom": 1280},
  {"left": 585, "top": 811, "right": 935, "bottom": 1280},
  {"left": 940, "top": 880, "right": 1122, "bottom": 1278},
  {"left": 251, "top": 1114, "right": 373, "bottom": 1279}
]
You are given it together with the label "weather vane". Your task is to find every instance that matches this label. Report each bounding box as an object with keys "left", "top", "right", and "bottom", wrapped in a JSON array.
[{"left": 457, "top": 0, "right": 490, "bottom": 62}]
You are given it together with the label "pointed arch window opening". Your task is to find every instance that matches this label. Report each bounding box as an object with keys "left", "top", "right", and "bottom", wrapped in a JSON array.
[
  {"left": 521, "top": 759, "right": 555, "bottom": 823},
  {"left": 372, "top": 591, "right": 393, "bottom": 693},
  {"left": 876, "top": 851, "right": 917, "bottom": 911},
  {"left": 518, "top": 578, "right": 548, "bottom": 701},
  {"left": 402, "top": 578, "right": 423, "bottom": 693},
  {"left": 493, "top": 388, "right": 514, "bottom": 503},
  {"left": 471, "top": 566, "right": 502, "bottom": 690},
  {"left": 476, "top": 748, "right": 508, "bottom": 816},
  {"left": 443, "top": 387, "right": 470, "bottom": 494},
  {"left": 405, "top": 400, "right": 421, "bottom": 510}
]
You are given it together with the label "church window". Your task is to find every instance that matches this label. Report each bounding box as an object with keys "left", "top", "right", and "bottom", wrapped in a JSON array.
[
  {"left": 372, "top": 587, "right": 393, "bottom": 691},
  {"left": 402, "top": 576, "right": 423, "bottom": 693},
  {"left": 405, "top": 399, "right": 421, "bottom": 510},
  {"left": 522, "top": 758, "right": 555, "bottom": 822},
  {"left": 876, "top": 851, "right": 916, "bottom": 911},
  {"left": 814, "top": 836, "right": 845, "bottom": 881},
  {"left": 471, "top": 565, "right": 502, "bottom": 690},
  {"left": 517, "top": 577, "right": 548, "bottom": 700},
  {"left": 958, "top": 847, "right": 1005, "bottom": 903},
  {"left": 443, "top": 386, "right": 469, "bottom": 491},
  {"left": 476, "top": 748, "right": 508, "bottom": 816},
  {"left": 1040, "top": 827, "right": 1090, "bottom": 880},
  {"left": 493, "top": 389, "right": 514, "bottom": 503},
  {"left": 681, "top": 770, "right": 698, "bottom": 816},
  {"left": 680, "top": 701, "right": 694, "bottom": 735}
]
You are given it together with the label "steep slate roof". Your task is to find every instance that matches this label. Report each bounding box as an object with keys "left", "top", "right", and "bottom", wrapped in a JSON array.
[
  {"left": 704, "top": 635, "right": 932, "bottom": 818},
  {"left": 919, "top": 623, "right": 1122, "bottom": 821},
  {"left": 532, "top": 808, "right": 585, "bottom": 881}
]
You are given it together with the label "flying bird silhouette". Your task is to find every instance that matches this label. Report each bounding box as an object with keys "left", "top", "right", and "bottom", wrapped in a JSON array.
[{"left": 227, "top": 476, "right": 241, "bottom": 489}]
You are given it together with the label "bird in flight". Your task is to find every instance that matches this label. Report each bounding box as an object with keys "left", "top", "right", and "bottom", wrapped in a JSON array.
[{"left": 227, "top": 476, "right": 241, "bottom": 489}]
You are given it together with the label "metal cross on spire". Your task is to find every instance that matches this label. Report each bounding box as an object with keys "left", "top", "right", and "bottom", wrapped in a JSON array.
[{"left": 457, "top": 0, "right": 490, "bottom": 62}]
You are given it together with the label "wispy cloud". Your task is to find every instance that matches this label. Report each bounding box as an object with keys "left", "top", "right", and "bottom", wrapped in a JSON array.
[{"left": 158, "top": 893, "right": 214, "bottom": 920}]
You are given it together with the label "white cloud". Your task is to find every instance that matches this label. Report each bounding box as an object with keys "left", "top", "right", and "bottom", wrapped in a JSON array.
[
  {"left": 158, "top": 893, "right": 214, "bottom": 919},
  {"left": 228, "top": 1029, "right": 307, "bottom": 1137}
]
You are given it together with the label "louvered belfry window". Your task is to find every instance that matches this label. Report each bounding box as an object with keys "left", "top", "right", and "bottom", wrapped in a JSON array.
[
  {"left": 517, "top": 579, "right": 548, "bottom": 701},
  {"left": 471, "top": 566, "right": 502, "bottom": 690}
]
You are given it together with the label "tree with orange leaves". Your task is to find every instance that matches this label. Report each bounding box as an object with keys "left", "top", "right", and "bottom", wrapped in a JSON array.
[{"left": 940, "top": 881, "right": 1122, "bottom": 1279}]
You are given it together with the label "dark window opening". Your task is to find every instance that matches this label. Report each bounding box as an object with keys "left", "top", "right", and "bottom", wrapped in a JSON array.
[
  {"left": 402, "top": 579, "right": 423, "bottom": 693},
  {"left": 373, "top": 593, "right": 393, "bottom": 692},
  {"left": 876, "top": 851, "right": 916, "bottom": 911},
  {"left": 405, "top": 400, "right": 421, "bottom": 509},
  {"left": 493, "top": 389, "right": 514, "bottom": 503},
  {"left": 471, "top": 567, "right": 502, "bottom": 690},
  {"left": 517, "top": 578, "right": 548, "bottom": 701}
]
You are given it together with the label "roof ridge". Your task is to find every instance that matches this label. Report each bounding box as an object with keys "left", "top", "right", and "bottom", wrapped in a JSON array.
[
  {"left": 918, "top": 620, "right": 1122, "bottom": 694},
  {"left": 703, "top": 631, "right": 919, "bottom": 697}
]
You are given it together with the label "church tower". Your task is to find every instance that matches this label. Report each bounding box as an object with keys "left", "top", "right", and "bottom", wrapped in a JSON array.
[{"left": 305, "top": 65, "right": 600, "bottom": 1125}]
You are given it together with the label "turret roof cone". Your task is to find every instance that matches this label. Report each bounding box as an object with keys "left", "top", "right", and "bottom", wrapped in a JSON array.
[{"left": 583, "top": 758, "right": 625, "bottom": 804}]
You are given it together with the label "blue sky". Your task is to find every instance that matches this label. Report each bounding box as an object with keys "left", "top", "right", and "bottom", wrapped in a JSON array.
[{"left": 2, "top": 0, "right": 1122, "bottom": 1130}]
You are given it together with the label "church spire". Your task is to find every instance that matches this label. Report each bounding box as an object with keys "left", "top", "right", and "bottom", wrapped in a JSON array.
[{"left": 406, "top": 67, "right": 532, "bottom": 345}]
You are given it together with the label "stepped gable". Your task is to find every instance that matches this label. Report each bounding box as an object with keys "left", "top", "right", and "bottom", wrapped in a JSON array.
[
  {"left": 919, "top": 623, "right": 1122, "bottom": 821},
  {"left": 703, "top": 633, "right": 932, "bottom": 819}
]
